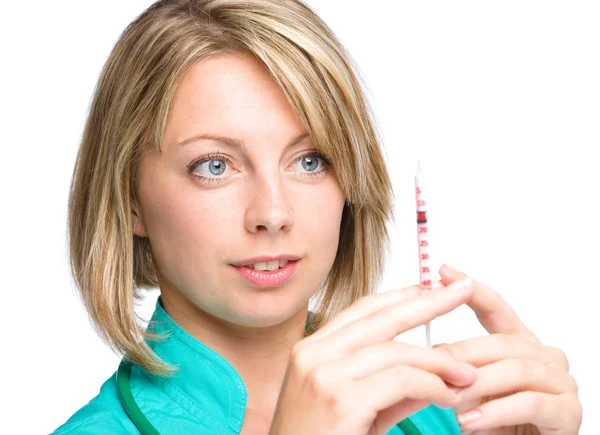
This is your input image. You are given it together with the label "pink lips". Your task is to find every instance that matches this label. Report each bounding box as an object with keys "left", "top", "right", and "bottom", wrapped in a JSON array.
[{"left": 231, "top": 260, "right": 299, "bottom": 287}]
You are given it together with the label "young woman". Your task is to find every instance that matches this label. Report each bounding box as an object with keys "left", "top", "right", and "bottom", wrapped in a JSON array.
[{"left": 51, "top": 1, "right": 581, "bottom": 434}]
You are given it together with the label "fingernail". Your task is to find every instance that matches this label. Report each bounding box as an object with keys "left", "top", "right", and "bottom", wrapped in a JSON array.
[
  {"left": 458, "top": 409, "right": 482, "bottom": 426},
  {"left": 446, "top": 278, "right": 471, "bottom": 291}
]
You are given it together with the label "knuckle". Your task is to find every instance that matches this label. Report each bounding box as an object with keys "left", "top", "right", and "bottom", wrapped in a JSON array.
[
  {"left": 289, "top": 343, "right": 313, "bottom": 374},
  {"left": 513, "top": 358, "right": 535, "bottom": 379},
  {"left": 433, "top": 346, "right": 459, "bottom": 366},
  {"left": 308, "top": 365, "right": 336, "bottom": 394},
  {"left": 571, "top": 394, "right": 583, "bottom": 424},
  {"left": 522, "top": 391, "right": 543, "bottom": 415},
  {"left": 558, "top": 392, "right": 582, "bottom": 428},
  {"left": 307, "top": 367, "right": 350, "bottom": 416},
  {"left": 394, "top": 366, "right": 416, "bottom": 390},
  {"left": 387, "top": 367, "right": 417, "bottom": 401},
  {"left": 326, "top": 394, "right": 352, "bottom": 421},
  {"left": 442, "top": 343, "right": 464, "bottom": 359},
  {"left": 566, "top": 373, "right": 579, "bottom": 395},
  {"left": 548, "top": 346, "right": 570, "bottom": 371}
]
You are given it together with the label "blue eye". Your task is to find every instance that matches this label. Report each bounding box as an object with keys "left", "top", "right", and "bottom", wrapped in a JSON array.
[{"left": 187, "top": 152, "right": 332, "bottom": 185}]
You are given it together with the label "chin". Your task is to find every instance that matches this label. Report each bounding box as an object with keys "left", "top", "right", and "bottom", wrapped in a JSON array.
[{"left": 224, "top": 298, "right": 305, "bottom": 329}]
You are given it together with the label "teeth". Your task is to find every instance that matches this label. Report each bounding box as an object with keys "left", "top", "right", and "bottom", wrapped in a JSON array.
[{"left": 250, "top": 259, "right": 289, "bottom": 271}]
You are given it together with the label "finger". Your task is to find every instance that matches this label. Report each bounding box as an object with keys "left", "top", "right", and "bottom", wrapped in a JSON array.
[
  {"left": 455, "top": 391, "right": 579, "bottom": 431},
  {"left": 306, "top": 280, "right": 446, "bottom": 344},
  {"left": 353, "top": 364, "right": 459, "bottom": 411},
  {"left": 439, "top": 264, "right": 540, "bottom": 342},
  {"left": 433, "top": 334, "right": 561, "bottom": 369},
  {"left": 328, "top": 341, "right": 477, "bottom": 387},
  {"left": 318, "top": 278, "right": 473, "bottom": 357},
  {"left": 454, "top": 359, "right": 578, "bottom": 404}
]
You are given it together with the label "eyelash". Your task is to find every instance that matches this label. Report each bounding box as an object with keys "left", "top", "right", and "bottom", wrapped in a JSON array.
[{"left": 187, "top": 151, "right": 332, "bottom": 185}]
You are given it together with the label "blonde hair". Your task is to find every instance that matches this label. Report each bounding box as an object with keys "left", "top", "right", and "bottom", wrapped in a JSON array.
[{"left": 68, "top": 0, "right": 395, "bottom": 377}]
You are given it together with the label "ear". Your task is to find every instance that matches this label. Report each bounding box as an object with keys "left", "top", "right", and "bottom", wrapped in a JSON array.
[{"left": 131, "top": 201, "right": 148, "bottom": 238}]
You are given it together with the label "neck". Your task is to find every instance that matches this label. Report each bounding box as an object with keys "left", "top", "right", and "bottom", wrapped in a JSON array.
[{"left": 158, "top": 286, "right": 308, "bottom": 408}]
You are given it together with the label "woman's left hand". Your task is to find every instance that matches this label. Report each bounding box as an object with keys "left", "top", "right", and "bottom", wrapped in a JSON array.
[{"left": 433, "top": 265, "right": 582, "bottom": 435}]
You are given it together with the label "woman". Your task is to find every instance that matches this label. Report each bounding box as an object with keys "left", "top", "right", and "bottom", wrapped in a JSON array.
[{"left": 51, "top": 0, "right": 581, "bottom": 434}]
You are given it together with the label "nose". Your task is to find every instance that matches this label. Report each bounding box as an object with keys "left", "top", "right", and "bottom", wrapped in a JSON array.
[{"left": 245, "top": 175, "right": 294, "bottom": 234}]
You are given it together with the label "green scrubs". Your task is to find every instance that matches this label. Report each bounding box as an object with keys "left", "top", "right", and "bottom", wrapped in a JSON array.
[{"left": 51, "top": 297, "right": 461, "bottom": 434}]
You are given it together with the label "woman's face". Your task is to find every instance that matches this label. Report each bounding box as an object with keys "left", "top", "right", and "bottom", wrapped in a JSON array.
[{"left": 133, "top": 52, "right": 346, "bottom": 327}]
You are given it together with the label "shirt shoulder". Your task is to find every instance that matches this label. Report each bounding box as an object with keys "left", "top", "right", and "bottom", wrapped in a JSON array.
[
  {"left": 49, "top": 372, "right": 145, "bottom": 435},
  {"left": 49, "top": 366, "right": 221, "bottom": 435}
]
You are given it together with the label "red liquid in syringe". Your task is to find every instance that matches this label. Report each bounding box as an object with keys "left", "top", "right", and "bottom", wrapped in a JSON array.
[
  {"left": 415, "top": 163, "right": 431, "bottom": 293},
  {"left": 415, "top": 161, "right": 432, "bottom": 347}
]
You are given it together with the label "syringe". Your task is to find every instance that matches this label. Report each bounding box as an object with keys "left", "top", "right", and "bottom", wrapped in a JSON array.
[{"left": 415, "top": 160, "right": 432, "bottom": 348}]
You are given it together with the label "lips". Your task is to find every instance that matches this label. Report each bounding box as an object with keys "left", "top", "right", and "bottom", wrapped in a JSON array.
[
  {"left": 231, "top": 254, "right": 302, "bottom": 267},
  {"left": 231, "top": 259, "right": 299, "bottom": 287}
]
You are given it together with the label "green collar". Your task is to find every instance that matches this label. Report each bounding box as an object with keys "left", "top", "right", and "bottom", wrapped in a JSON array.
[{"left": 142, "top": 296, "right": 312, "bottom": 433}]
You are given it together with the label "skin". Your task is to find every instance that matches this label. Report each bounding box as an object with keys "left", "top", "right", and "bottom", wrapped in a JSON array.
[
  {"left": 131, "top": 51, "right": 346, "bottom": 432},
  {"left": 130, "top": 50, "right": 582, "bottom": 434},
  {"left": 436, "top": 265, "right": 582, "bottom": 434}
]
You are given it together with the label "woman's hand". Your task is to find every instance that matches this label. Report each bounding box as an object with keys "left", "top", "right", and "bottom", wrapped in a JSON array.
[
  {"left": 269, "top": 278, "right": 478, "bottom": 435},
  {"left": 434, "top": 265, "right": 582, "bottom": 434}
]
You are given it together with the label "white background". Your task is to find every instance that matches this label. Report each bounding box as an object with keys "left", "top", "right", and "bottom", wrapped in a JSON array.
[{"left": 2, "top": 1, "right": 598, "bottom": 433}]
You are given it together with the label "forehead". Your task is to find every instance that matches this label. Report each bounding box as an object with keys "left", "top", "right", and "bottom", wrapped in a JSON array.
[{"left": 164, "top": 52, "right": 305, "bottom": 150}]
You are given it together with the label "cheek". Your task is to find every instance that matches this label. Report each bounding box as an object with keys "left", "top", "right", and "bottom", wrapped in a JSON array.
[
  {"left": 298, "top": 180, "right": 345, "bottom": 258},
  {"left": 142, "top": 179, "right": 236, "bottom": 276}
]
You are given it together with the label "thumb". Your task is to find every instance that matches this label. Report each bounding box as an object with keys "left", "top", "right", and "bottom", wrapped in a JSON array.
[{"left": 439, "top": 264, "right": 468, "bottom": 285}]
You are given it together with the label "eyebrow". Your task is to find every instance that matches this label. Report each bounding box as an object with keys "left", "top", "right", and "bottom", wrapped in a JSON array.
[{"left": 177, "top": 132, "right": 311, "bottom": 153}]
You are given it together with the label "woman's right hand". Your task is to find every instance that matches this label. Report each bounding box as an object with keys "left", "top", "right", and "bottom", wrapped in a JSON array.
[{"left": 268, "top": 277, "right": 476, "bottom": 435}]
